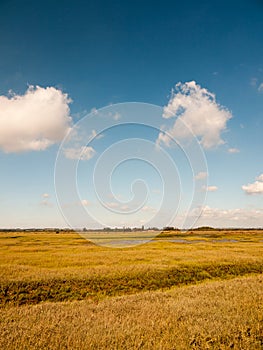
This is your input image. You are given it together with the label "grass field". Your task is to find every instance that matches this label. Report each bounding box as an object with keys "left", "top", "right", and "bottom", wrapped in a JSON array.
[{"left": 0, "top": 229, "right": 262, "bottom": 349}]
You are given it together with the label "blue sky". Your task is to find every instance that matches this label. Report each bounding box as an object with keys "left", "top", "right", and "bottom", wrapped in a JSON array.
[{"left": 0, "top": 0, "right": 263, "bottom": 228}]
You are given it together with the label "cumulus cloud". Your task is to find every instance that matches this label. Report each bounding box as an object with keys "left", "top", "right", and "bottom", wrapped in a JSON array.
[
  {"left": 195, "top": 171, "right": 208, "bottom": 180},
  {"left": 42, "top": 193, "right": 50, "bottom": 198},
  {"left": 228, "top": 148, "right": 240, "bottom": 154},
  {"left": 242, "top": 174, "right": 263, "bottom": 195},
  {"left": 172, "top": 205, "right": 263, "bottom": 229},
  {"left": 256, "top": 174, "right": 263, "bottom": 181},
  {"left": 203, "top": 185, "right": 218, "bottom": 192},
  {"left": 0, "top": 85, "right": 72, "bottom": 153},
  {"left": 63, "top": 146, "right": 96, "bottom": 161},
  {"left": 172, "top": 205, "right": 263, "bottom": 228},
  {"left": 198, "top": 206, "right": 263, "bottom": 221},
  {"left": 157, "top": 81, "right": 232, "bottom": 149}
]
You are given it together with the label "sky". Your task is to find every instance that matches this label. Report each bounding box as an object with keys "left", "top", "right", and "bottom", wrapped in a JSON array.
[{"left": 0, "top": 0, "right": 263, "bottom": 229}]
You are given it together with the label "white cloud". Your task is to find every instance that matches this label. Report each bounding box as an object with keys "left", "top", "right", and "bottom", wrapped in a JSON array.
[
  {"left": 198, "top": 206, "right": 263, "bottom": 221},
  {"left": 256, "top": 174, "right": 263, "bottom": 181},
  {"left": 81, "top": 199, "right": 90, "bottom": 206},
  {"left": 203, "top": 185, "right": 218, "bottom": 192},
  {"left": 158, "top": 81, "right": 232, "bottom": 149},
  {"left": 108, "top": 193, "right": 123, "bottom": 200},
  {"left": 113, "top": 112, "right": 121, "bottom": 121},
  {"left": 40, "top": 193, "right": 52, "bottom": 207},
  {"left": 90, "top": 107, "right": 98, "bottom": 115},
  {"left": 242, "top": 174, "right": 263, "bottom": 195},
  {"left": 195, "top": 171, "right": 208, "bottom": 180},
  {"left": 258, "top": 83, "right": 263, "bottom": 92},
  {"left": 0, "top": 85, "right": 72, "bottom": 153},
  {"left": 172, "top": 205, "right": 263, "bottom": 228},
  {"left": 63, "top": 146, "right": 96, "bottom": 161},
  {"left": 142, "top": 206, "right": 157, "bottom": 213},
  {"left": 242, "top": 182, "right": 263, "bottom": 195},
  {"left": 228, "top": 147, "right": 240, "bottom": 154},
  {"left": 91, "top": 129, "right": 104, "bottom": 140},
  {"left": 105, "top": 202, "right": 120, "bottom": 209}
]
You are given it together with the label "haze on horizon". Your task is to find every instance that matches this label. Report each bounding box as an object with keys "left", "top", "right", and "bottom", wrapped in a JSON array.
[{"left": 0, "top": 0, "right": 263, "bottom": 229}]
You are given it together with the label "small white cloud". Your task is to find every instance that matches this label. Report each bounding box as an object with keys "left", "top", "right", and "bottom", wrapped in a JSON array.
[
  {"left": 195, "top": 172, "right": 208, "bottom": 180},
  {"left": 90, "top": 107, "right": 98, "bottom": 115},
  {"left": 91, "top": 129, "right": 104, "bottom": 140},
  {"left": 142, "top": 206, "right": 157, "bottom": 213},
  {"left": 203, "top": 185, "right": 218, "bottom": 192},
  {"left": 91, "top": 130, "right": 97, "bottom": 138},
  {"left": 228, "top": 148, "right": 240, "bottom": 154},
  {"left": 113, "top": 112, "right": 121, "bottom": 121},
  {"left": 63, "top": 146, "right": 96, "bottom": 161},
  {"left": 0, "top": 85, "right": 72, "bottom": 153},
  {"left": 242, "top": 174, "right": 263, "bottom": 195},
  {"left": 81, "top": 199, "right": 90, "bottom": 206},
  {"left": 106, "top": 202, "right": 119, "bottom": 208},
  {"left": 158, "top": 81, "right": 232, "bottom": 149},
  {"left": 108, "top": 193, "right": 123, "bottom": 200},
  {"left": 258, "top": 83, "right": 263, "bottom": 92},
  {"left": 40, "top": 193, "right": 52, "bottom": 207}
]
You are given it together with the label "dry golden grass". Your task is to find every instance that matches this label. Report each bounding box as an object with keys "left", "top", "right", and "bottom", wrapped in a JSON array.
[
  {"left": 0, "top": 230, "right": 262, "bottom": 348},
  {"left": 0, "top": 275, "right": 262, "bottom": 349},
  {"left": 0, "top": 230, "right": 263, "bottom": 306},
  {"left": 0, "top": 230, "right": 263, "bottom": 283}
]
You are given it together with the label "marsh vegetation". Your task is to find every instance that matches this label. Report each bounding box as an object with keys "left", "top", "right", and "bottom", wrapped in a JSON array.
[{"left": 0, "top": 230, "right": 262, "bottom": 349}]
